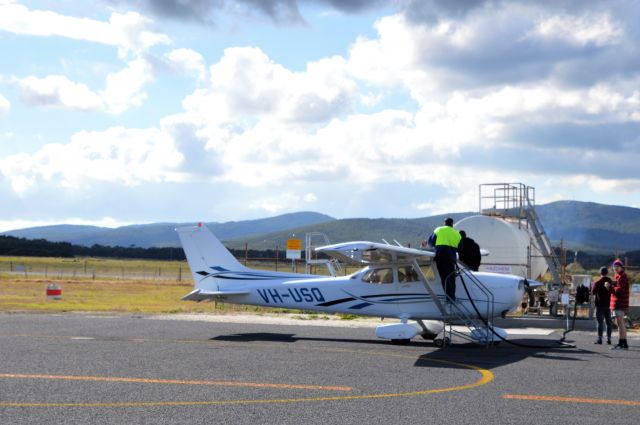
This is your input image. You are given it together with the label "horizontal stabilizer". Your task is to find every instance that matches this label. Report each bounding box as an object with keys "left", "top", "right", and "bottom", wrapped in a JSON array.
[
  {"left": 525, "top": 279, "right": 545, "bottom": 288},
  {"left": 181, "top": 288, "right": 250, "bottom": 302}
]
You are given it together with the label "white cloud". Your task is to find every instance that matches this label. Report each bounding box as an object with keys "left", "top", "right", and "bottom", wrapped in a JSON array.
[
  {"left": 439, "top": 83, "right": 639, "bottom": 125},
  {"left": 347, "top": 15, "right": 421, "bottom": 90},
  {"left": 347, "top": 4, "right": 634, "bottom": 103},
  {"left": 159, "top": 29, "right": 640, "bottom": 199},
  {"left": 184, "top": 47, "right": 357, "bottom": 125},
  {"left": 0, "top": 126, "right": 185, "bottom": 194},
  {"left": 530, "top": 13, "right": 623, "bottom": 47},
  {"left": 1, "top": 4, "right": 169, "bottom": 113},
  {"left": 2, "top": 1, "right": 640, "bottom": 223},
  {"left": 16, "top": 58, "right": 154, "bottom": 114},
  {"left": 165, "top": 48, "right": 207, "bottom": 81},
  {"left": 303, "top": 192, "right": 317, "bottom": 203},
  {"left": 561, "top": 175, "right": 640, "bottom": 194},
  {"left": 18, "top": 75, "right": 103, "bottom": 111},
  {"left": 360, "top": 92, "right": 383, "bottom": 107},
  {"left": 248, "top": 191, "right": 319, "bottom": 214},
  {"left": 0, "top": 92, "right": 9, "bottom": 112},
  {"left": 100, "top": 58, "right": 154, "bottom": 113},
  {"left": 0, "top": 4, "right": 169, "bottom": 58}
]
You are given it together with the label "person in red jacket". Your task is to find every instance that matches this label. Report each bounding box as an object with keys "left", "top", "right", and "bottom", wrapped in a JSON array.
[
  {"left": 591, "top": 266, "right": 612, "bottom": 344},
  {"left": 607, "top": 259, "right": 629, "bottom": 350}
]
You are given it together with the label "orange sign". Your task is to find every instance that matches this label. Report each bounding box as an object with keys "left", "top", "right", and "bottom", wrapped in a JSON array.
[{"left": 286, "top": 239, "right": 302, "bottom": 250}]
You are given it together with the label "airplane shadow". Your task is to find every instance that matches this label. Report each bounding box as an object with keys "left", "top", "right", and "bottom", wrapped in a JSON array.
[
  {"left": 414, "top": 338, "right": 596, "bottom": 370},
  {"left": 211, "top": 332, "right": 421, "bottom": 346},
  {"left": 210, "top": 332, "right": 602, "bottom": 370}
]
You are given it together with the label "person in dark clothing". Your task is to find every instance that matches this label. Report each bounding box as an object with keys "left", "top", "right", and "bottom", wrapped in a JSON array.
[
  {"left": 591, "top": 266, "right": 612, "bottom": 344},
  {"left": 429, "top": 218, "right": 461, "bottom": 302},
  {"left": 458, "top": 230, "right": 481, "bottom": 271},
  {"left": 608, "top": 259, "right": 630, "bottom": 350}
]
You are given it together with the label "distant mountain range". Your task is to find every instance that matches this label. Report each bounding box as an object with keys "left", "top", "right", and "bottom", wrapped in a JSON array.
[
  {"left": 536, "top": 201, "right": 640, "bottom": 252},
  {"left": 1, "top": 212, "right": 335, "bottom": 248},
  {"left": 221, "top": 213, "right": 473, "bottom": 251},
  {"left": 3, "top": 201, "right": 640, "bottom": 252}
]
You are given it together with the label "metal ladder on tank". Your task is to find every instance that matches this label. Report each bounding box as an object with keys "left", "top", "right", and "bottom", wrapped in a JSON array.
[
  {"left": 413, "top": 261, "right": 496, "bottom": 347},
  {"left": 524, "top": 201, "right": 562, "bottom": 284}
]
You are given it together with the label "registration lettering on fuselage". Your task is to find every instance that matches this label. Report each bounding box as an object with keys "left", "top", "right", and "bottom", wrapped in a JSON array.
[{"left": 256, "top": 287, "right": 325, "bottom": 304}]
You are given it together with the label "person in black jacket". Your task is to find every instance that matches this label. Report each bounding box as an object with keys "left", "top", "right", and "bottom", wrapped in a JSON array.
[
  {"left": 458, "top": 230, "right": 481, "bottom": 271},
  {"left": 591, "top": 266, "right": 612, "bottom": 345}
]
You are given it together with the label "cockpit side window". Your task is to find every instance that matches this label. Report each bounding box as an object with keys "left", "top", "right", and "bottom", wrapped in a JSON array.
[
  {"left": 362, "top": 268, "right": 394, "bottom": 284},
  {"left": 398, "top": 266, "right": 419, "bottom": 283}
]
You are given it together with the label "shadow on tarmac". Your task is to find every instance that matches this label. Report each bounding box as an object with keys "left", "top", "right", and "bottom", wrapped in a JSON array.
[
  {"left": 211, "top": 332, "right": 606, "bottom": 370},
  {"left": 211, "top": 332, "right": 432, "bottom": 346},
  {"left": 414, "top": 338, "right": 596, "bottom": 370}
]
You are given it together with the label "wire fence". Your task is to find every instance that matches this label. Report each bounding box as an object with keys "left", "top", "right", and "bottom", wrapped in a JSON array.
[
  {"left": 0, "top": 257, "right": 360, "bottom": 282},
  {"left": 0, "top": 259, "right": 187, "bottom": 281}
]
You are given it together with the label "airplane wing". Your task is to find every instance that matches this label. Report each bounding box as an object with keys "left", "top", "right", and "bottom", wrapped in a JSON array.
[
  {"left": 182, "top": 288, "right": 250, "bottom": 302},
  {"left": 315, "top": 241, "right": 435, "bottom": 266}
]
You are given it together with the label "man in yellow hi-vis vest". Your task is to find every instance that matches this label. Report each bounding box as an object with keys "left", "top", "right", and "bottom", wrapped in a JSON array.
[{"left": 428, "top": 218, "right": 461, "bottom": 301}]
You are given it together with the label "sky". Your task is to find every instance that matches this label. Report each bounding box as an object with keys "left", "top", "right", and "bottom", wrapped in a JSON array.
[{"left": 0, "top": 0, "right": 639, "bottom": 231}]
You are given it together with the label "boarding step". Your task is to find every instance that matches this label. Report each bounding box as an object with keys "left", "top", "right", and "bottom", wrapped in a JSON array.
[
  {"left": 413, "top": 259, "right": 496, "bottom": 346},
  {"left": 440, "top": 270, "right": 497, "bottom": 346}
]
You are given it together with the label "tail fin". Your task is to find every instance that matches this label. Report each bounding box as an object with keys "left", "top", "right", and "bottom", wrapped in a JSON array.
[{"left": 176, "top": 223, "right": 248, "bottom": 286}]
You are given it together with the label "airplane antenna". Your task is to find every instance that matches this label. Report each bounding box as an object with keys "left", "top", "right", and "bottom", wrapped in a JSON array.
[
  {"left": 381, "top": 239, "right": 389, "bottom": 245},
  {"left": 393, "top": 240, "right": 403, "bottom": 247}
]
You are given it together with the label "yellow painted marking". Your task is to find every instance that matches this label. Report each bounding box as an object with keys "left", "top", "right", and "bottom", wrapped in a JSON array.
[
  {"left": 0, "top": 373, "right": 352, "bottom": 392},
  {"left": 0, "top": 332, "right": 494, "bottom": 408},
  {"left": 0, "top": 358, "right": 493, "bottom": 408},
  {"left": 503, "top": 394, "right": 640, "bottom": 407}
]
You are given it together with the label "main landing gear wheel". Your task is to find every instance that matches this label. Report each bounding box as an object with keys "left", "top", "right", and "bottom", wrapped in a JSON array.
[
  {"left": 391, "top": 339, "right": 411, "bottom": 345},
  {"left": 434, "top": 337, "right": 451, "bottom": 348}
]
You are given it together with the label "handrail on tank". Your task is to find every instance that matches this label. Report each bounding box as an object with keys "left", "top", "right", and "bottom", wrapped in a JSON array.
[{"left": 479, "top": 183, "right": 535, "bottom": 219}]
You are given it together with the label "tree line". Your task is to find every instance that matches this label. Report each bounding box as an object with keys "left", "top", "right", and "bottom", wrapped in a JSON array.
[
  {"left": 0, "top": 234, "right": 637, "bottom": 268},
  {"left": 0, "top": 235, "right": 286, "bottom": 262}
]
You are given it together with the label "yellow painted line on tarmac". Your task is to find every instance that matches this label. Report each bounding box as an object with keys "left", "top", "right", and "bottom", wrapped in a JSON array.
[
  {"left": 503, "top": 394, "right": 640, "bottom": 407},
  {"left": 0, "top": 373, "right": 352, "bottom": 392},
  {"left": 0, "top": 358, "right": 493, "bottom": 408}
]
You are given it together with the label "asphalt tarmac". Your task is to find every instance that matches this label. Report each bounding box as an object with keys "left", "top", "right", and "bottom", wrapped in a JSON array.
[{"left": 0, "top": 313, "right": 638, "bottom": 425}]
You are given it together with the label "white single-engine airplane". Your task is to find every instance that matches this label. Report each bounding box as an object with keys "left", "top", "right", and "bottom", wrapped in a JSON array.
[{"left": 177, "top": 223, "right": 526, "bottom": 345}]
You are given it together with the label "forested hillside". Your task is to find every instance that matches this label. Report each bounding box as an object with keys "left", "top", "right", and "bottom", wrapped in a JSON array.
[{"left": 2, "top": 201, "right": 640, "bottom": 252}]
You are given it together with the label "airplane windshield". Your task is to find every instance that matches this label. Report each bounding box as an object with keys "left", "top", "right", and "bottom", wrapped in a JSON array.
[{"left": 362, "top": 268, "right": 394, "bottom": 284}]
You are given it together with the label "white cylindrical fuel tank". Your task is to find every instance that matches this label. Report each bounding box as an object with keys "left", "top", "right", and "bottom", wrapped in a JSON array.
[{"left": 455, "top": 215, "right": 548, "bottom": 279}]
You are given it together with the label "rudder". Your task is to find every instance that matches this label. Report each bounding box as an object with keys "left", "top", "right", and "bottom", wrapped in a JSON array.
[{"left": 176, "top": 223, "right": 248, "bottom": 285}]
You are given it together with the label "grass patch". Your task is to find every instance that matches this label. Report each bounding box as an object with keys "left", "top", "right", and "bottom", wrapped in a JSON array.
[
  {"left": 0, "top": 278, "right": 214, "bottom": 314},
  {"left": 338, "top": 313, "right": 360, "bottom": 320},
  {"left": 0, "top": 256, "right": 367, "bottom": 317}
]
